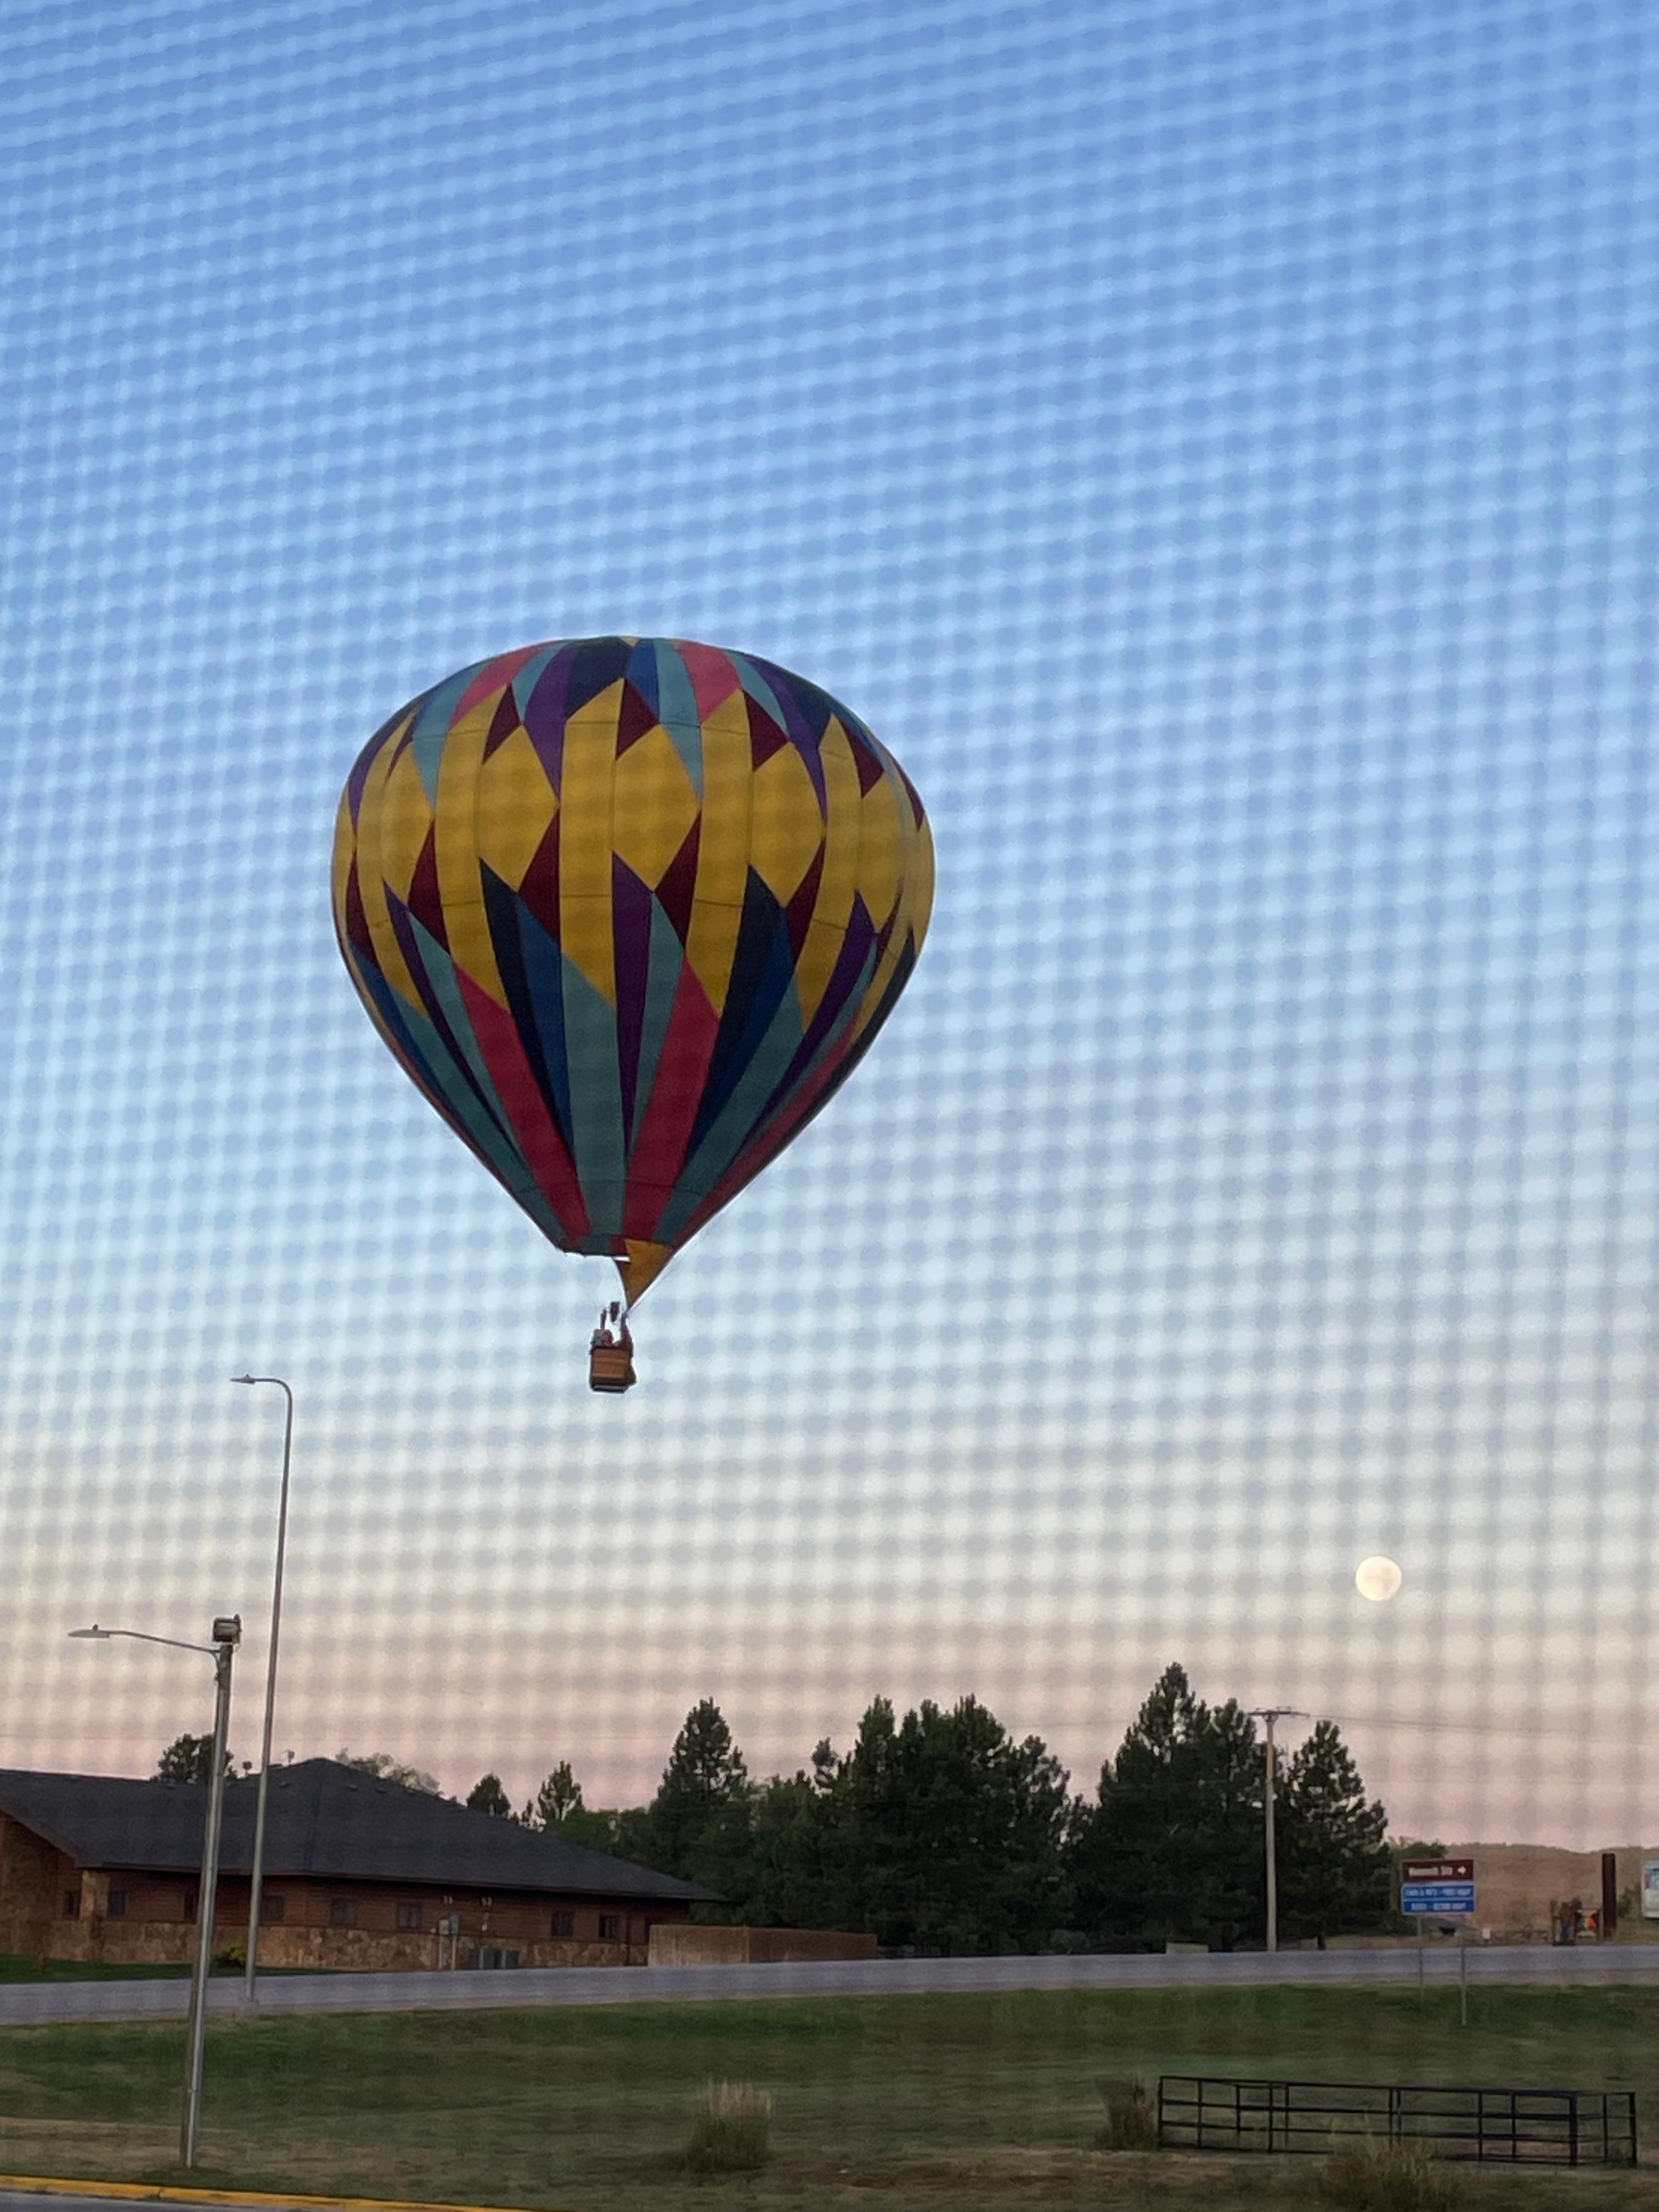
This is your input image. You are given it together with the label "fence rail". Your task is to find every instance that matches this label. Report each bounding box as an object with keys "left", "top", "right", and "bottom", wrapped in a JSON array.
[{"left": 1157, "top": 2076, "right": 1638, "bottom": 2166}]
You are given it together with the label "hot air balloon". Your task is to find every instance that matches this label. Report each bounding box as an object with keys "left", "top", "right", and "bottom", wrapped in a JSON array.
[{"left": 332, "top": 637, "right": 933, "bottom": 1390}]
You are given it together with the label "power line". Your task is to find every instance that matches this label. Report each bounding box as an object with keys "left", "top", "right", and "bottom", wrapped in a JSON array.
[{"left": 1285, "top": 1707, "right": 1643, "bottom": 1749}]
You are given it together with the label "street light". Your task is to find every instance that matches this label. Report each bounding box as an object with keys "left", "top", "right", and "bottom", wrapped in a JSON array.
[
  {"left": 70, "top": 1614, "right": 241, "bottom": 2168},
  {"left": 1247, "top": 1706, "right": 1307, "bottom": 1955},
  {"left": 230, "top": 1374, "right": 295, "bottom": 2006}
]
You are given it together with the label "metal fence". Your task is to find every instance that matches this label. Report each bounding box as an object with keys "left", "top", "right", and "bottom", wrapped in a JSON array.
[{"left": 1157, "top": 2077, "right": 1639, "bottom": 2166}]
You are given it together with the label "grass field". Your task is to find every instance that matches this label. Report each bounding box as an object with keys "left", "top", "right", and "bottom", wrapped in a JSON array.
[
  {"left": 0, "top": 1953, "right": 194, "bottom": 1983},
  {"left": 0, "top": 1984, "right": 1652, "bottom": 2210},
  {"left": 0, "top": 1954, "right": 321, "bottom": 1983}
]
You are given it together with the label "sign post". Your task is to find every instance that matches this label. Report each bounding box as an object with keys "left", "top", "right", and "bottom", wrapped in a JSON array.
[
  {"left": 1459, "top": 1921, "right": 1467, "bottom": 2028},
  {"left": 1401, "top": 1859, "right": 1476, "bottom": 2025}
]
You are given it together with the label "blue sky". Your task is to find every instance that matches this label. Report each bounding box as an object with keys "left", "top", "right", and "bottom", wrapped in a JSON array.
[{"left": 1, "top": 0, "right": 1656, "bottom": 1846}]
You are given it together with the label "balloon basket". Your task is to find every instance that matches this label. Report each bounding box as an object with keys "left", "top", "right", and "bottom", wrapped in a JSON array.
[{"left": 589, "top": 1343, "right": 636, "bottom": 1393}]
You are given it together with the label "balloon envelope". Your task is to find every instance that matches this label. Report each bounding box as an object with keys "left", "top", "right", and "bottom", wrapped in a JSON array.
[{"left": 333, "top": 637, "right": 933, "bottom": 1305}]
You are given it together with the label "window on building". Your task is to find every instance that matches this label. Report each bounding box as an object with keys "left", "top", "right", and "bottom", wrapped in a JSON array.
[
  {"left": 397, "top": 1900, "right": 423, "bottom": 1931},
  {"left": 597, "top": 1913, "right": 622, "bottom": 1941},
  {"left": 183, "top": 1888, "right": 198, "bottom": 1923},
  {"left": 550, "top": 1909, "right": 574, "bottom": 1938},
  {"left": 62, "top": 1888, "right": 80, "bottom": 1920},
  {"left": 329, "top": 1897, "right": 357, "bottom": 1927},
  {"left": 263, "top": 1893, "right": 286, "bottom": 1923},
  {"left": 106, "top": 1889, "right": 128, "bottom": 1920}
]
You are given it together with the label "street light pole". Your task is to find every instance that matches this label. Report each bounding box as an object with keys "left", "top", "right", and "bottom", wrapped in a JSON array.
[
  {"left": 232, "top": 1374, "right": 294, "bottom": 2005},
  {"left": 181, "top": 1617, "right": 241, "bottom": 2166},
  {"left": 1248, "top": 1707, "right": 1306, "bottom": 1955},
  {"left": 69, "top": 1616, "right": 241, "bottom": 2169}
]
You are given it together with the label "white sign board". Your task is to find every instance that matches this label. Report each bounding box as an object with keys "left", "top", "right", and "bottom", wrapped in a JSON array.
[{"left": 1642, "top": 1860, "right": 1659, "bottom": 1921}]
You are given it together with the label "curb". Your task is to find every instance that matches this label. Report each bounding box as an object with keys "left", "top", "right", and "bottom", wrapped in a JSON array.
[{"left": 0, "top": 2179, "right": 569, "bottom": 2212}]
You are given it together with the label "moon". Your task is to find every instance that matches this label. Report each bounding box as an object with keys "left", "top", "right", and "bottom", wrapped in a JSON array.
[{"left": 1355, "top": 1555, "right": 1403, "bottom": 1602}]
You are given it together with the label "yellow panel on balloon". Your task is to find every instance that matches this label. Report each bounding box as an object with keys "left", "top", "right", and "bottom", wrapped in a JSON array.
[
  {"left": 902, "top": 819, "right": 937, "bottom": 945},
  {"left": 884, "top": 781, "right": 932, "bottom": 952},
  {"left": 619, "top": 1238, "right": 675, "bottom": 1302},
  {"left": 612, "top": 721, "right": 699, "bottom": 888},
  {"left": 434, "top": 696, "right": 506, "bottom": 1005},
  {"left": 330, "top": 793, "right": 356, "bottom": 917},
  {"left": 354, "top": 719, "right": 424, "bottom": 1015},
  {"left": 748, "top": 740, "right": 824, "bottom": 903},
  {"left": 793, "top": 719, "right": 863, "bottom": 1024},
  {"left": 559, "top": 681, "right": 624, "bottom": 1002},
  {"left": 476, "top": 723, "right": 558, "bottom": 891},
  {"left": 856, "top": 774, "right": 902, "bottom": 928},
  {"left": 685, "top": 690, "right": 753, "bottom": 1007},
  {"left": 378, "top": 737, "right": 436, "bottom": 905}
]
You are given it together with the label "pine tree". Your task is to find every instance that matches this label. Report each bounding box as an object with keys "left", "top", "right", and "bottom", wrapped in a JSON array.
[
  {"left": 1278, "top": 1720, "right": 1391, "bottom": 1946},
  {"left": 703, "top": 1772, "right": 826, "bottom": 1928},
  {"left": 465, "top": 1773, "right": 513, "bottom": 1819},
  {"left": 154, "top": 1733, "right": 233, "bottom": 1784},
  {"left": 1072, "top": 1665, "right": 1266, "bottom": 1950},
  {"left": 812, "top": 1695, "right": 1072, "bottom": 1953},
  {"left": 1188, "top": 1699, "right": 1265, "bottom": 1951},
  {"left": 524, "top": 1760, "right": 585, "bottom": 1830},
  {"left": 1073, "top": 1662, "right": 1210, "bottom": 1946},
  {"left": 648, "top": 1700, "right": 751, "bottom": 1877}
]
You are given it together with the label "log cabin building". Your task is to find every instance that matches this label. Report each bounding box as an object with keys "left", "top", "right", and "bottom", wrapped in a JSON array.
[{"left": 0, "top": 1759, "right": 708, "bottom": 1971}]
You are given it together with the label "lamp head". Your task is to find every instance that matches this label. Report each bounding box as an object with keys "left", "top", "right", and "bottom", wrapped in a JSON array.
[
  {"left": 231, "top": 1374, "right": 256, "bottom": 1386},
  {"left": 212, "top": 1615, "right": 242, "bottom": 1647},
  {"left": 67, "top": 1624, "right": 110, "bottom": 1640}
]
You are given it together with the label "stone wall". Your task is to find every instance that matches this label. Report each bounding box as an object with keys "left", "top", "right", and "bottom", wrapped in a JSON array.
[
  {"left": 244, "top": 1923, "right": 647, "bottom": 1971},
  {"left": 648, "top": 1923, "right": 879, "bottom": 1966}
]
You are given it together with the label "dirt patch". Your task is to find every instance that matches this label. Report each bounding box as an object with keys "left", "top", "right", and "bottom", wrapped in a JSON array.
[
  {"left": 1438, "top": 1844, "right": 1659, "bottom": 1942},
  {"left": 774, "top": 2148, "right": 1290, "bottom": 2204}
]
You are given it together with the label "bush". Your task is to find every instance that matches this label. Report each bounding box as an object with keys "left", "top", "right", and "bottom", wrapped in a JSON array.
[
  {"left": 1317, "top": 2138, "right": 1460, "bottom": 2210},
  {"left": 211, "top": 1942, "right": 246, "bottom": 1970},
  {"left": 1097, "top": 2076, "right": 1159, "bottom": 2150},
  {"left": 684, "top": 2079, "right": 773, "bottom": 2175}
]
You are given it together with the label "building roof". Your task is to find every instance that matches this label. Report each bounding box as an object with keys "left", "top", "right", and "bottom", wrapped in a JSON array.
[{"left": 0, "top": 1761, "right": 710, "bottom": 1902}]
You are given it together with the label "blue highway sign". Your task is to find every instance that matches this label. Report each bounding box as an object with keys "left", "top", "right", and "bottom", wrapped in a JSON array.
[
  {"left": 1401, "top": 1882, "right": 1476, "bottom": 1914},
  {"left": 1400, "top": 1856, "right": 1476, "bottom": 1917}
]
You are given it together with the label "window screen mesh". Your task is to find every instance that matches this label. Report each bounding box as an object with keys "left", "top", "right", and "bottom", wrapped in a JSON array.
[{"left": 2, "top": 0, "right": 1655, "bottom": 1862}]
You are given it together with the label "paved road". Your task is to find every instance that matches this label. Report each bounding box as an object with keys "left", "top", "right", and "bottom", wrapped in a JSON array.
[
  {"left": 0, "top": 2199, "right": 312, "bottom": 2210},
  {"left": 0, "top": 2197, "right": 364, "bottom": 2211},
  {"left": 1, "top": 1942, "right": 1655, "bottom": 2026},
  {"left": 0, "top": 2197, "right": 187, "bottom": 2210},
  {"left": 0, "top": 2199, "right": 255, "bottom": 2211}
]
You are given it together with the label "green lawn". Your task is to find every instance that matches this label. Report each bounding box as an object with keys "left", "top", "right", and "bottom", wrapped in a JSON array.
[
  {"left": 0, "top": 1954, "right": 315, "bottom": 1983},
  {"left": 0, "top": 1984, "right": 1651, "bottom": 2210},
  {"left": 0, "top": 1953, "right": 199, "bottom": 1983}
]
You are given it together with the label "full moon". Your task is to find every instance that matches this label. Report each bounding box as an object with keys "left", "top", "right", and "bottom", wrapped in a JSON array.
[{"left": 1355, "top": 1555, "right": 1403, "bottom": 1602}]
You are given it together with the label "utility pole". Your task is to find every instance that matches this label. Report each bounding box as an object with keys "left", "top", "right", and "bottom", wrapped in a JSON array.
[
  {"left": 1248, "top": 1708, "right": 1306, "bottom": 1954},
  {"left": 232, "top": 1374, "right": 296, "bottom": 2005}
]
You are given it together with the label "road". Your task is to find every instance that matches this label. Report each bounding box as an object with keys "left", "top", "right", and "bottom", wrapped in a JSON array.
[
  {"left": 0, "top": 2198, "right": 370, "bottom": 2212},
  {"left": 0, "top": 2199, "right": 264, "bottom": 2212},
  {"left": 0, "top": 2198, "right": 205, "bottom": 2211},
  {"left": 1, "top": 1942, "right": 1655, "bottom": 2026}
]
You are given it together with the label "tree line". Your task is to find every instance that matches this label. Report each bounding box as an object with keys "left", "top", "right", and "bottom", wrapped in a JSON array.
[{"left": 155, "top": 1663, "right": 1391, "bottom": 1953}]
